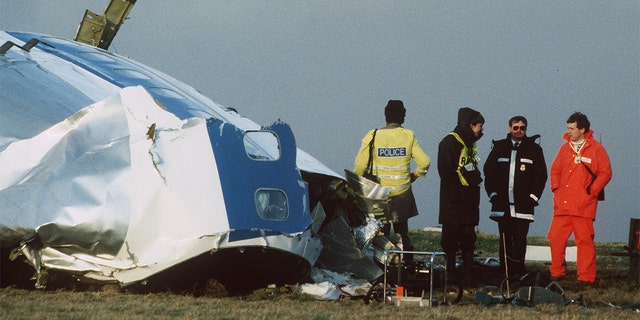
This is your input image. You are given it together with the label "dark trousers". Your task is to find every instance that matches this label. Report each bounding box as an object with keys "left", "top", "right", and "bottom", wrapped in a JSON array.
[
  {"left": 441, "top": 224, "right": 477, "bottom": 280},
  {"left": 497, "top": 216, "right": 530, "bottom": 277}
]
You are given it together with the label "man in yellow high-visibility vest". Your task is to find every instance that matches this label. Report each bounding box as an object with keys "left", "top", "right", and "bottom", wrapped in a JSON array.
[{"left": 354, "top": 100, "right": 431, "bottom": 256}]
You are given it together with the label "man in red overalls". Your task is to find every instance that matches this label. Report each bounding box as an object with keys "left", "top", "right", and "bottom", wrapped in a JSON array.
[{"left": 548, "top": 112, "right": 612, "bottom": 285}]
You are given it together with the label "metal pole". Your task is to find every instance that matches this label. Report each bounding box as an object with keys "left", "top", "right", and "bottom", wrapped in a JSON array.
[
  {"left": 630, "top": 218, "right": 640, "bottom": 285},
  {"left": 502, "top": 233, "right": 510, "bottom": 295}
]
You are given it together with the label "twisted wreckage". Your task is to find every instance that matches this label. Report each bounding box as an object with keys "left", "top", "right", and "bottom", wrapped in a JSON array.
[{"left": 0, "top": 29, "right": 384, "bottom": 294}]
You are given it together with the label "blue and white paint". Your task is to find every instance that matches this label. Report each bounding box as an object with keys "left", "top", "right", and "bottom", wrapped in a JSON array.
[{"left": 0, "top": 31, "right": 342, "bottom": 288}]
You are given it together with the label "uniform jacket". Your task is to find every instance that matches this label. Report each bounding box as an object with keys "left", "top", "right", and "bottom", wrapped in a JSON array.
[
  {"left": 354, "top": 126, "right": 430, "bottom": 197},
  {"left": 483, "top": 134, "right": 548, "bottom": 221},
  {"left": 550, "top": 129, "right": 612, "bottom": 220},
  {"left": 438, "top": 107, "right": 482, "bottom": 225}
]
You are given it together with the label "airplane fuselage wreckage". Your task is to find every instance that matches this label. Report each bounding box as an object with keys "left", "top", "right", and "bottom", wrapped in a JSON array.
[{"left": 0, "top": 30, "right": 383, "bottom": 294}]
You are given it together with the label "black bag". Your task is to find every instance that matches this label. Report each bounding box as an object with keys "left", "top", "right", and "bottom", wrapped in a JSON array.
[
  {"left": 581, "top": 161, "right": 605, "bottom": 201},
  {"left": 363, "top": 129, "right": 379, "bottom": 183},
  {"left": 460, "top": 165, "right": 483, "bottom": 186}
]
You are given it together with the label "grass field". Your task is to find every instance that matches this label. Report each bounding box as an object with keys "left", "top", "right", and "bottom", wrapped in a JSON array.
[{"left": 1, "top": 230, "right": 638, "bottom": 319}]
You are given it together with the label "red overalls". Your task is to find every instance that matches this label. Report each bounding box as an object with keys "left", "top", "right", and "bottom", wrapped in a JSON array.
[{"left": 548, "top": 130, "right": 611, "bottom": 283}]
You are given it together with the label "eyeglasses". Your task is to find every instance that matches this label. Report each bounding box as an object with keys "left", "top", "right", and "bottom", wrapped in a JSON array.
[{"left": 512, "top": 126, "right": 527, "bottom": 131}]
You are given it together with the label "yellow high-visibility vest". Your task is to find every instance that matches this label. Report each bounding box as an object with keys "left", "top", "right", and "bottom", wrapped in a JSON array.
[{"left": 449, "top": 132, "right": 479, "bottom": 186}]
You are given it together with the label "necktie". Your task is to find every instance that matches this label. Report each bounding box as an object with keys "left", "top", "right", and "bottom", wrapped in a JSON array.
[{"left": 514, "top": 142, "right": 519, "bottom": 148}]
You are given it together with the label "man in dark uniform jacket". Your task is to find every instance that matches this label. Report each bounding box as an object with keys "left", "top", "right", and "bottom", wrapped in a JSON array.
[{"left": 483, "top": 116, "right": 547, "bottom": 277}]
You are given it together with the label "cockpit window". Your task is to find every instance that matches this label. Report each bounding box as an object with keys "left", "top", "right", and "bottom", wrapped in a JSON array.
[
  {"left": 255, "top": 189, "right": 288, "bottom": 220},
  {"left": 243, "top": 131, "right": 280, "bottom": 161}
]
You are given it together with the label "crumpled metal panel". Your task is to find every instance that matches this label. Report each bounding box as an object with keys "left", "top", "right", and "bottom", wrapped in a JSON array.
[
  {"left": 314, "top": 213, "right": 383, "bottom": 282},
  {"left": 0, "top": 87, "right": 230, "bottom": 283},
  {"left": 344, "top": 170, "right": 389, "bottom": 200}
]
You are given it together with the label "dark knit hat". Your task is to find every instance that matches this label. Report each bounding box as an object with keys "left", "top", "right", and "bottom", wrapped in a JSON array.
[{"left": 385, "top": 100, "right": 406, "bottom": 124}]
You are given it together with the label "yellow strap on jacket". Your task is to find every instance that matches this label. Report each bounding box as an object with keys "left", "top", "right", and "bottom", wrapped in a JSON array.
[{"left": 449, "top": 132, "right": 479, "bottom": 187}]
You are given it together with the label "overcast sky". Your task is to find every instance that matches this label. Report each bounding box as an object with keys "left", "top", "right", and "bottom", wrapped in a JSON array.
[{"left": 2, "top": 1, "right": 638, "bottom": 243}]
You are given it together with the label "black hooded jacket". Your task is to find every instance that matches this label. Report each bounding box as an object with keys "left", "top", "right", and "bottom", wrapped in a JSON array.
[
  {"left": 437, "top": 107, "right": 483, "bottom": 225},
  {"left": 483, "top": 133, "right": 547, "bottom": 220}
]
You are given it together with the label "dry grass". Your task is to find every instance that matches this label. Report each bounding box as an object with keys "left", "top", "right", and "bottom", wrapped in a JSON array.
[
  {"left": 1, "top": 231, "right": 638, "bottom": 319},
  {"left": 1, "top": 284, "right": 638, "bottom": 320}
]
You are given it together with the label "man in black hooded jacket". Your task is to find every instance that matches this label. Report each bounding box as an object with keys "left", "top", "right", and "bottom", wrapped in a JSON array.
[
  {"left": 438, "top": 107, "right": 484, "bottom": 284},
  {"left": 483, "top": 116, "right": 547, "bottom": 277}
]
